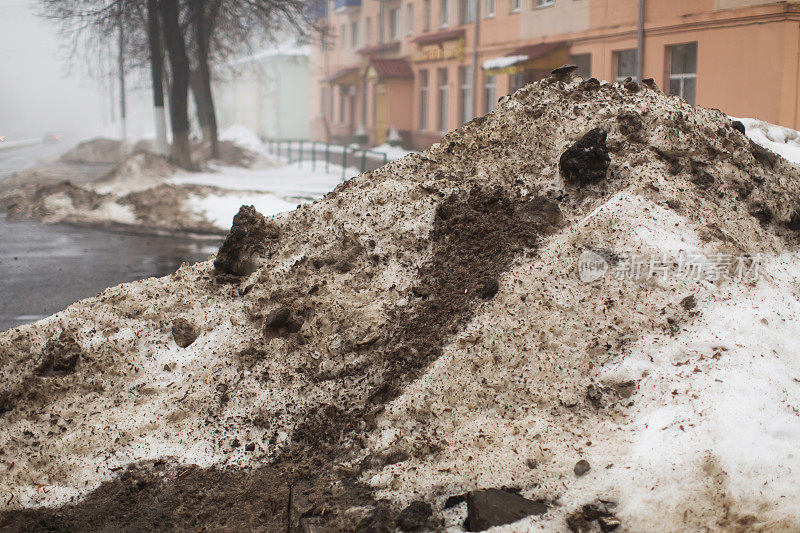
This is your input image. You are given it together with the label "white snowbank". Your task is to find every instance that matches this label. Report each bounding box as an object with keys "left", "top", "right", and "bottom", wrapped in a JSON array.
[
  {"left": 219, "top": 125, "right": 269, "bottom": 155},
  {"left": 188, "top": 191, "right": 297, "bottom": 228},
  {"left": 733, "top": 117, "right": 800, "bottom": 165},
  {"left": 369, "top": 143, "right": 417, "bottom": 160}
]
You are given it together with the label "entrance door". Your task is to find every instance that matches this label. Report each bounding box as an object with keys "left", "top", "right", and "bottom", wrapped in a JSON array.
[{"left": 375, "top": 84, "right": 387, "bottom": 145}]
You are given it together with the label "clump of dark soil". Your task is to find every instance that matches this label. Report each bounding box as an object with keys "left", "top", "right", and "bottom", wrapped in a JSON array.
[
  {"left": 397, "top": 500, "right": 433, "bottom": 531},
  {"left": 464, "top": 489, "right": 548, "bottom": 531},
  {"left": 559, "top": 128, "right": 611, "bottom": 185},
  {"left": 214, "top": 205, "right": 279, "bottom": 276},
  {"left": 171, "top": 318, "right": 199, "bottom": 348},
  {"left": 36, "top": 331, "right": 82, "bottom": 375}
]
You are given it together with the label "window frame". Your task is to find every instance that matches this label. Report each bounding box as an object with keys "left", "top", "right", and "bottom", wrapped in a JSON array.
[
  {"left": 485, "top": 0, "right": 495, "bottom": 17},
  {"left": 570, "top": 53, "right": 591, "bottom": 79},
  {"left": 407, "top": 3, "right": 414, "bottom": 35},
  {"left": 389, "top": 7, "right": 400, "bottom": 40},
  {"left": 440, "top": 0, "right": 449, "bottom": 27},
  {"left": 667, "top": 42, "right": 698, "bottom": 105},
  {"left": 351, "top": 20, "right": 359, "bottom": 48},
  {"left": 536, "top": 0, "right": 554, "bottom": 7},
  {"left": 437, "top": 67, "right": 449, "bottom": 132},
  {"left": 424, "top": 0, "right": 431, "bottom": 31},
  {"left": 484, "top": 74, "right": 496, "bottom": 113},
  {"left": 613, "top": 48, "right": 638, "bottom": 82},
  {"left": 459, "top": 65, "right": 473, "bottom": 125},
  {"left": 419, "top": 69, "right": 429, "bottom": 130},
  {"left": 510, "top": 0, "right": 520, "bottom": 13},
  {"left": 460, "top": 0, "right": 475, "bottom": 24}
]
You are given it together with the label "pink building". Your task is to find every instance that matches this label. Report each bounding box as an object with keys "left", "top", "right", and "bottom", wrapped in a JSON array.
[{"left": 309, "top": 0, "right": 800, "bottom": 149}]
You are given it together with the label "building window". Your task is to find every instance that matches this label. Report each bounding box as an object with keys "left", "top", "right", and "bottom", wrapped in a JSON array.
[
  {"left": 571, "top": 53, "right": 591, "bottom": 79},
  {"left": 536, "top": 0, "right": 554, "bottom": 6},
  {"left": 485, "top": 0, "right": 495, "bottom": 17},
  {"left": 407, "top": 3, "right": 414, "bottom": 34},
  {"left": 510, "top": 0, "right": 520, "bottom": 12},
  {"left": 389, "top": 8, "right": 400, "bottom": 40},
  {"left": 340, "top": 24, "right": 346, "bottom": 49},
  {"left": 420, "top": 70, "right": 429, "bottom": 130},
  {"left": 365, "top": 17, "right": 371, "bottom": 44},
  {"left": 351, "top": 20, "right": 359, "bottom": 47},
  {"left": 460, "top": 0, "right": 475, "bottom": 24},
  {"left": 613, "top": 48, "right": 637, "bottom": 81},
  {"left": 321, "top": 86, "right": 328, "bottom": 119},
  {"left": 338, "top": 86, "right": 346, "bottom": 123},
  {"left": 438, "top": 67, "right": 449, "bottom": 132},
  {"left": 459, "top": 65, "right": 473, "bottom": 124},
  {"left": 484, "top": 74, "right": 496, "bottom": 113},
  {"left": 424, "top": 0, "right": 431, "bottom": 31},
  {"left": 440, "top": 0, "right": 449, "bottom": 27},
  {"left": 668, "top": 42, "right": 697, "bottom": 105},
  {"left": 378, "top": 11, "right": 384, "bottom": 43}
]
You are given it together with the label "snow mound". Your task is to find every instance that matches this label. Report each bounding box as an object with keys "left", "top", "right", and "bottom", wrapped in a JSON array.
[
  {"left": 3, "top": 76, "right": 800, "bottom": 532},
  {"left": 59, "top": 138, "right": 126, "bottom": 164},
  {"left": 219, "top": 124, "right": 269, "bottom": 156},
  {"left": 92, "top": 151, "right": 178, "bottom": 194}
]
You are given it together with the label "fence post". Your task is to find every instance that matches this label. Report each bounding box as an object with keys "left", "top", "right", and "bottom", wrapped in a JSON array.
[
  {"left": 277, "top": 140, "right": 281, "bottom": 160},
  {"left": 299, "top": 140, "right": 304, "bottom": 168},
  {"left": 312, "top": 142, "right": 316, "bottom": 171},
  {"left": 383, "top": 153, "right": 388, "bottom": 166},
  {"left": 342, "top": 148, "right": 347, "bottom": 181},
  {"left": 361, "top": 150, "right": 367, "bottom": 172},
  {"left": 326, "top": 143, "right": 330, "bottom": 174}
]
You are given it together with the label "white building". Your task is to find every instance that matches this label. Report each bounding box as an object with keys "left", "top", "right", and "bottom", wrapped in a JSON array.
[{"left": 216, "top": 44, "right": 311, "bottom": 141}]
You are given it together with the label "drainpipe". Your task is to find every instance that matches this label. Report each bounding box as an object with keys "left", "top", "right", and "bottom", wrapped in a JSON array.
[
  {"left": 636, "top": 0, "right": 645, "bottom": 81},
  {"left": 471, "top": 0, "right": 480, "bottom": 118}
]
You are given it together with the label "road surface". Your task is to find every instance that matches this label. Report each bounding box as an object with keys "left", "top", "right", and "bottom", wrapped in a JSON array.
[{"left": 0, "top": 141, "right": 220, "bottom": 331}]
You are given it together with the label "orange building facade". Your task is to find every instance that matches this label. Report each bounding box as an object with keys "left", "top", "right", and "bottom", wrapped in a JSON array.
[{"left": 309, "top": 0, "right": 800, "bottom": 149}]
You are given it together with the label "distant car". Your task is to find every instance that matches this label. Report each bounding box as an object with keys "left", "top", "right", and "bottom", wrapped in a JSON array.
[{"left": 42, "top": 132, "right": 61, "bottom": 144}]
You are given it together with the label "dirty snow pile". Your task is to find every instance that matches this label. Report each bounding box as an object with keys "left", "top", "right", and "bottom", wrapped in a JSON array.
[
  {"left": 0, "top": 132, "right": 352, "bottom": 235},
  {"left": 3, "top": 74, "right": 800, "bottom": 532}
]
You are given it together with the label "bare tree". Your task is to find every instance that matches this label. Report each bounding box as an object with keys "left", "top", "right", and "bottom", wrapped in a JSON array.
[{"left": 40, "top": 0, "right": 317, "bottom": 170}]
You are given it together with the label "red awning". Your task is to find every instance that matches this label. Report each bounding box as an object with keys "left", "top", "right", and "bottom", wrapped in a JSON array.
[
  {"left": 370, "top": 58, "right": 413, "bottom": 78},
  {"left": 412, "top": 28, "right": 465, "bottom": 45}
]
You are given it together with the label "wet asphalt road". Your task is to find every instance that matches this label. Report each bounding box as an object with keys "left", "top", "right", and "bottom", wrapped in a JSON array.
[{"left": 0, "top": 142, "right": 219, "bottom": 332}]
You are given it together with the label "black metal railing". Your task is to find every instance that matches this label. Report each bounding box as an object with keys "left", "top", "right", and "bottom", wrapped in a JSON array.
[{"left": 265, "top": 139, "right": 390, "bottom": 181}]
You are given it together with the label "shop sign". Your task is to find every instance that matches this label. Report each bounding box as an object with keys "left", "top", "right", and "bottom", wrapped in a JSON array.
[{"left": 414, "top": 38, "right": 464, "bottom": 63}]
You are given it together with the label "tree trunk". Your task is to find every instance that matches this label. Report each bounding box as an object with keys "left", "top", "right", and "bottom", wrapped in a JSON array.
[
  {"left": 189, "top": 69, "right": 210, "bottom": 139},
  {"left": 146, "top": 0, "right": 168, "bottom": 155},
  {"left": 189, "top": 1, "right": 220, "bottom": 159},
  {"left": 158, "top": 0, "right": 193, "bottom": 170}
]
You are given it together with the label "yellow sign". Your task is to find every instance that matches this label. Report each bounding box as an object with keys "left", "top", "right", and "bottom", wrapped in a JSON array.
[{"left": 414, "top": 38, "right": 464, "bottom": 63}]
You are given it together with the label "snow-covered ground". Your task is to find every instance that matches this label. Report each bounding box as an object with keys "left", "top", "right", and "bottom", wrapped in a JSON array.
[{"left": 171, "top": 161, "right": 355, "bottom": 228}]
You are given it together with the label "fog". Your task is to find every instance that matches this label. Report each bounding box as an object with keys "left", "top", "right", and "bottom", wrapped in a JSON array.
[{"left": 0, "top": 0, "right": 107, "bottom": 141}]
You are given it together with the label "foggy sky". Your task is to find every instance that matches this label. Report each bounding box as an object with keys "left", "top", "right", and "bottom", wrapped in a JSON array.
[{"left": 0, "top": 0, "right": 106, "bottom": 140}]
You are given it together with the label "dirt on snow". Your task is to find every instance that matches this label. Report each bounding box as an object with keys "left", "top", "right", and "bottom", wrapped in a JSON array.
[{"left": 2, "top": 73, "right": 800, "bottom": 532}]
